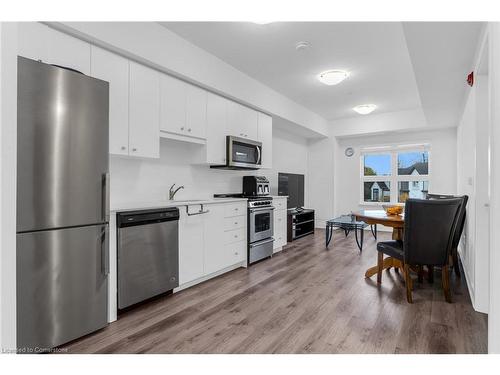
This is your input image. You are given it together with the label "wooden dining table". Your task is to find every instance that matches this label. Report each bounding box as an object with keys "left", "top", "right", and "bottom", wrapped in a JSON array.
[{"left": 354, "top": 209, "right": 405, "bottom": 278}]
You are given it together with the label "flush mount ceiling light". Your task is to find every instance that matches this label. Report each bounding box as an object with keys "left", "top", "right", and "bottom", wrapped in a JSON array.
[
  {"left": 295, "top": 41, "right": 310, "bottom": 51},
  {"left": 252, "top": 21, "right": 273, "bottom": 25},
  {"left": 353, "top": 104, "right": 377, "bottom": 115},
  {"left": 317, "top": 70, "right": 349, "bottom": 86}
]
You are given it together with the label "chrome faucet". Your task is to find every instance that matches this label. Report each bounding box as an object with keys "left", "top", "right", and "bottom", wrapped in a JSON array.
[{"left": 169, "top": 183, "right": 184, "bottom": 200}]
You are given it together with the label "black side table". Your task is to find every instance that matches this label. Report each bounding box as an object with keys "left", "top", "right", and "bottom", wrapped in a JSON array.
[{"left": 325, "top": 215, "right": 377, "bottom": 252}]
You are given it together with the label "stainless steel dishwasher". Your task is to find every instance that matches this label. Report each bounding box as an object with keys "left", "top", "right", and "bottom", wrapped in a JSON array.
[{"left": 117, "top": 207, "right": 179, "bottom": 309}]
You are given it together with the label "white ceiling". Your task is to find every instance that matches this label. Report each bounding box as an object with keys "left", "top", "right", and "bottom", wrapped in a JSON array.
[{"left": 160, "top": 22, "right": 483, "bottom": 126}]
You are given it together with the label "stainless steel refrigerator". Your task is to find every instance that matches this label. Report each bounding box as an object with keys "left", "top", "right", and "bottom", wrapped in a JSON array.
[{"left": 16, "top": 57, "right": 110, "bottom": 351}]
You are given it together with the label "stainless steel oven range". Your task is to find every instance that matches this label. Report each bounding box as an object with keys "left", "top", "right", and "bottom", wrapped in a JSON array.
[{"left": 247, "top": 197, "right": 275, "bottom": 264}]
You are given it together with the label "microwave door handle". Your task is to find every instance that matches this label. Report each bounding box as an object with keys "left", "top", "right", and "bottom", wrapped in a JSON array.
[{"left": 256, "top": 146, "right": 261, "bottom": 165}]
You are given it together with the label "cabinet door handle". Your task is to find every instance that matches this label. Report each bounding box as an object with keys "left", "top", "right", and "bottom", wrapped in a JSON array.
[
  {"left": 188, "top": 128, "right": 192, "bottom": 132},
  {"left": 181, "top": 126, "right": 185, "bottom": 131},
  {"left": 121, "top": 146, "right": 126, "bottom": 150},
  {"left": 132, "top": 148, "right": 137, "bottom": 152}
]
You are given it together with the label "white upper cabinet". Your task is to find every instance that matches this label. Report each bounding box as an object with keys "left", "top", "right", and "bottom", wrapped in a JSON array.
[
  {"left": 90, "top": 46, "right": 130, "bottom": 156},
  {"left": 46, "top": 28, "right": 91, "bottom": 75},
  {"left": 129, "top": 62, "right": 160, "bottom": 158},
  {"left": 206, "top": 92, "right": 228, "bottom": 164},
  {"left": 186, "top": 85, "right": 207, "bottom": 139},
  {"left": 160, "top": 74, "right": 207, "bottom": 141},
  {"left": 227, "top": 101, "right": 258, "bottom": 140},
  {"left": 18, "top": 22, "right": 49, "bottom": 61},
  {"left": 258, "top": 112, "right": 273, "bottom": 169},
  {"left": 160, "top": 74, "right": 187, "bottom": 135}
]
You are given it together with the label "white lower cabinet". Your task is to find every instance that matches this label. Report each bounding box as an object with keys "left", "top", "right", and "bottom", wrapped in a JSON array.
[
  {"left": 273, "top": 197, "right": 288, "bottom": 252},
  {"left": 179, "top": 201, "right": 247, "bottom": 287},
  {"left": 178, "top": 208, "right": 205, "bottom": 285}
]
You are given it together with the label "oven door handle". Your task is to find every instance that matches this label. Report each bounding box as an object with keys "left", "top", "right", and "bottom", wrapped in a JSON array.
[{"left": 249, "top": 206, "right": 275, "bottom": 213}]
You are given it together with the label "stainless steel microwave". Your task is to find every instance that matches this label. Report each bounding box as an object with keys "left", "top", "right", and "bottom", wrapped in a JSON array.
[
  {"left": 211, "top": 136, "right": 262, "bottom": 170},
  {"left": 227, "top": 136, "right": 262, "bottom": 169}
]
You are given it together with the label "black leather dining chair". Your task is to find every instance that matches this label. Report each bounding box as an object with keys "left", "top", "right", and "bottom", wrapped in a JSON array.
[
  {"left": 426, "top": 194, "right": 469, "bottom": 278},
  {"left": 376, "top": 198, "right": 462, "bottom": 303}
]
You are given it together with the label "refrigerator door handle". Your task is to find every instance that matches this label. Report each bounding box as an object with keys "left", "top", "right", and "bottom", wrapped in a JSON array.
[
  {"left": 101, "top": 226, "right": 109, "bottom": 276},
  {"left": 102, "top": 172, "right": 110, "bottom": 222}
]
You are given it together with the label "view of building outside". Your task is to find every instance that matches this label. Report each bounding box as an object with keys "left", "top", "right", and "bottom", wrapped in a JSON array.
[{"left": 362, "top": 150, "right": 429, "bottom": 203}]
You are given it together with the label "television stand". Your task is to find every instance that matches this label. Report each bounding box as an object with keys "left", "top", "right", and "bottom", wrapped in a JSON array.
[{"left": 287, "top": 208, "right": 315, "bottom": 242}]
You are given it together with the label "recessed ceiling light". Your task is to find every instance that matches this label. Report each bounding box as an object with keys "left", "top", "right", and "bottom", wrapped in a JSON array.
[
  {"left": 252, "top": 21, "right": 273, "bottom": 25},
  {"left": 317, "top": 70, "right": 349, "bottom": 86},
  {"left": 353, "top": 104, "right": 377, "bottom": 115}
]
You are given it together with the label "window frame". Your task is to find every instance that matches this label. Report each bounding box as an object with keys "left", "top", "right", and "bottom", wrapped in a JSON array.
[{"left": 359, "top": 144, "right": 431, "bottom": 205}]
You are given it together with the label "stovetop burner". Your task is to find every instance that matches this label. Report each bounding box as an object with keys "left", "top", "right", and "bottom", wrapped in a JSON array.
[
  {"left": 213, "top": 193, "right": 273, "bottom": 206},
  {"left": 214, "top": 193, "right": 271, "bottom": 200}
]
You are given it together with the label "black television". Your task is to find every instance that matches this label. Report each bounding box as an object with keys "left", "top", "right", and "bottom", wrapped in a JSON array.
[{"left": 278, "top": 172, "right": 305, "bottom": 209}]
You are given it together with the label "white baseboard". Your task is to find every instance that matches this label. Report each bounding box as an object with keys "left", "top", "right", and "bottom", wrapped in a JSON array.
[{"left": 174, "top": 261, "right": 246, "bottom": 293}]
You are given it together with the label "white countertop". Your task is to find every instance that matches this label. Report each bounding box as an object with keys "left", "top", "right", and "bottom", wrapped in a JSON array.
[{"left": 111, "top": 197, "right": 248, "bottom": 212}]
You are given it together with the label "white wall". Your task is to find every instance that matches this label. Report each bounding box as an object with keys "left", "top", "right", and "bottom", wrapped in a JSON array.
[
  {"left": 0, "top": 22, "right": 18, "bottom": 352},
  {"left": 307, "top": 136, "right": 338, "bottom": 227},
  {"left": 110, "top": 127, "right": 309, "bottom": 208},
  {"left": 335, "top": 128, "right": 457, "bottom": 226},
  {"left": 456, "top": 29, "right": 491, "bottom": 314},
  {"left": 488, "top": 21, "right": 500, "bottom": 353}
]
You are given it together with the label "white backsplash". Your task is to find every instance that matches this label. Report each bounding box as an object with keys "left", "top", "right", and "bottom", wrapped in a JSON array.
[{"left": 110, "top": 128, "right": 309, "bottom": 208}]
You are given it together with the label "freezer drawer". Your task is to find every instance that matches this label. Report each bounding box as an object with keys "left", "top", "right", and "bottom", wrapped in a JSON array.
[
  {"left": 248, "top": 237, "right": 274, "bottom": 264},
  {"left": 17, "top": 225, "right": 109, "bottom": 351},
  {"left": 118, "top": 218, "right": 179, "bottom": 309}
]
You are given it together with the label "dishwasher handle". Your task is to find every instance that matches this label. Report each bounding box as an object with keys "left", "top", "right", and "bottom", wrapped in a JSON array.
[{"left": 117, "top": 208, "right": 180, "bottom": 228}]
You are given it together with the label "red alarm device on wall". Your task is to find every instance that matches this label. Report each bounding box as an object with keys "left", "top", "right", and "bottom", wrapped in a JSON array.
[{"left": 467, "top": 71, "right": 474, "bottom": 87}]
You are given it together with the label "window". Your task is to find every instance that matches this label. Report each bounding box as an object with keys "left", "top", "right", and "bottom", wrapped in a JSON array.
[{"left": 360, "top": 146, "right": 430, "bottom": 204}]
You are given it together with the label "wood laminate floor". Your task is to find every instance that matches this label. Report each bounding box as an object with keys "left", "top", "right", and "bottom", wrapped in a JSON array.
[{"left": 61, "top": 229, "right": 487, "bottom": 354}]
